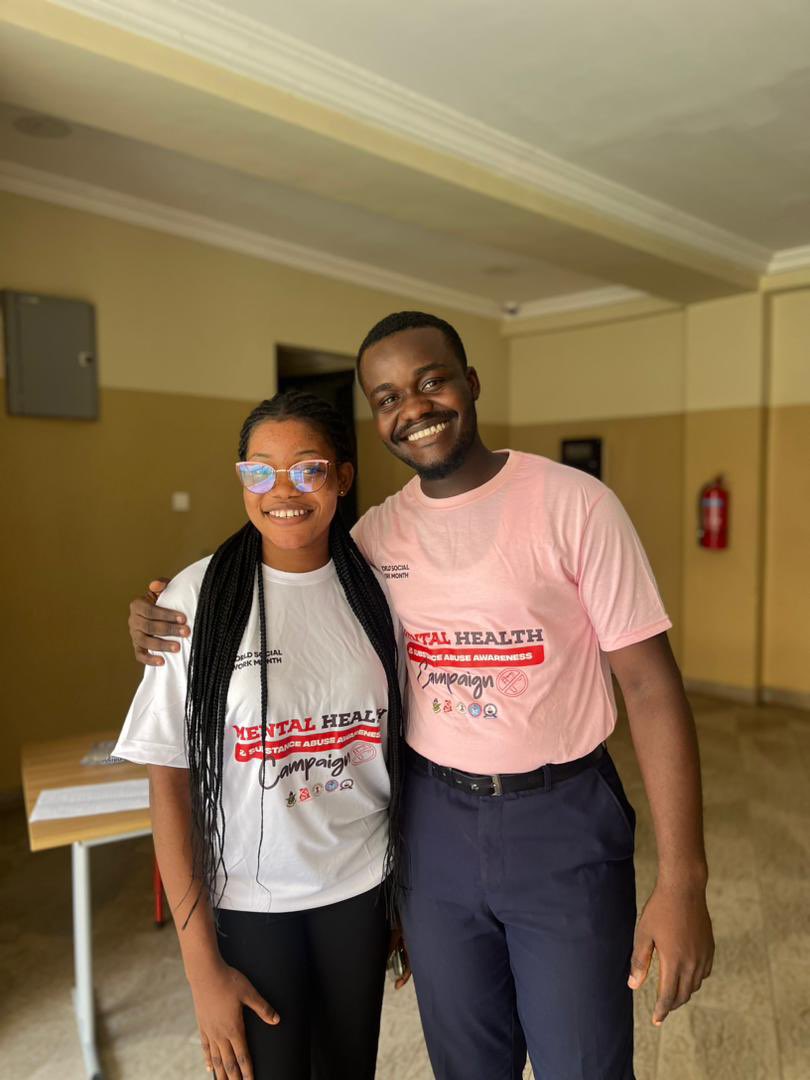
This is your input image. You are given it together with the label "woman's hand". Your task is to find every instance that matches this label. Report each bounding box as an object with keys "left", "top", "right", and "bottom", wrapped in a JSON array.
[
  {"left": 388, "top": 927, "right": 412, "bottom": 990},
  {"left": 189, "top": 959, "right": 279, "bottom": 1079}
]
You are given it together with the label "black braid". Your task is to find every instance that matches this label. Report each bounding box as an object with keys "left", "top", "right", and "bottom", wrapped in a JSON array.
[
  {"left": 184, "top": 391, "right": 405, "bottom": 923},
  {"left": 329, "top": 512, "right": 405, "bottom": 919},
  {"left": 184, "top": 521, "right": 260, "bottom": 917}
]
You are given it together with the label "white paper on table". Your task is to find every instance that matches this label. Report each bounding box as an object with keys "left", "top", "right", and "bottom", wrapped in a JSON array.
[{"left": 29, "top": 778, "right": 149, "bottom": 822}]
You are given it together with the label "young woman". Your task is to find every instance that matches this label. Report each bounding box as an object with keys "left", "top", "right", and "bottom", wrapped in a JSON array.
[{"left": 115, "top": 391, "right": 406, "bottom": 1080}]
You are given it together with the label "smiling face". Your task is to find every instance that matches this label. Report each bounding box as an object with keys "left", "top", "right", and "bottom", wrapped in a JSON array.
[
  {"left": 359, "top": 326, "right": 480, "bottom": 480},
  {"left": 241, "top": 418, "right": 354, "bottom": 570}
]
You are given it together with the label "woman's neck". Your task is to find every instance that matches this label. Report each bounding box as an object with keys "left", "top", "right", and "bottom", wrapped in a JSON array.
[{"left": 261, "top": 537, "right": 331, "bottom": 573}]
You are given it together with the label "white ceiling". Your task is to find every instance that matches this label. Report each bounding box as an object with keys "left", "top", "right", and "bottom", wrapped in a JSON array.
[
  {"left": 2, "top": 0, "right": 809, "bottom": 313},
  {"left": 226, "top": 0, "right": 810, "bottom": 249}
]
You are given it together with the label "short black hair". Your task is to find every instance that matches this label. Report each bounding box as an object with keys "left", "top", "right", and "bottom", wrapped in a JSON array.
[{"left": 357, "top": 311, "right": 468, "bottom": 373}]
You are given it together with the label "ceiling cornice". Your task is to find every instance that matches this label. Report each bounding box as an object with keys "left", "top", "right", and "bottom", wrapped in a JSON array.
[
  {"left": 48, "top": 0, "right": 772, "bottom": 275},
  {"left": 766, "top": 245, "right": 810, "bottom": 276},
  {"left": 0, "top": 161, "right": 502, "bottom": 318},
  {"left": 507, "top": 287, "right": 648, "bottom": 321},
  {"left": 5, "top": 163, "right": 810, "bottom": 333}
]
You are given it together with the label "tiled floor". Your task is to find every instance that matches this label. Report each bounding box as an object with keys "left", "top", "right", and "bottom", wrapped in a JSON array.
[{"left": 2, "top": 695, "right": 808, "bottom": 1078}]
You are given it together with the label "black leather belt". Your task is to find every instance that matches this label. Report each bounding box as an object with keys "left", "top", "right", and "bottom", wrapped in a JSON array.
[{"left": 406, "top": 743, "right": 604, "bottom": 797}]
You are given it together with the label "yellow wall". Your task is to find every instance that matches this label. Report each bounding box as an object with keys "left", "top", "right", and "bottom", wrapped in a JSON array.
[
  {"left": 0, "top": 385, "right": 250, "bottom": 793},
  {"left": 509, "top": 311, "right": 684, "bottom": 424},
  {"left": 680, "top": 295, "right": 767, "bottom": 697},
  {"left": 762, "top": 291, "right": 810, "bottom": 697},
  {"left": 680, "top": 407, "right": 766, "bottom": 692},
  {"left": 508, "top": 311, "right": 686, "bottom": 656},
  {"left": 0, "top": 190, "right": 508, "bottom": 792},
  {"left": 684, "top": 294, "right": 765, "bottom": 412}
]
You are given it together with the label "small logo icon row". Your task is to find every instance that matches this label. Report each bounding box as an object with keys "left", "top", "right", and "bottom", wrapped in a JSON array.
[
  {"left": 286, "top": 778, "right": 354, "bottom": 807},
  {"left": 432, "top": 698, "right": 498, "bottom": 718}
]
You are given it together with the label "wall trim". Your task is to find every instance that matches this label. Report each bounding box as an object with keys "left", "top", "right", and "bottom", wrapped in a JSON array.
[
  {"left": 766, "top": 245, "right": 810, "bottom": 276},
  {"left": 0, "top": 161, "right": 503, "bottom": 319},
  {"left": 683, "top": 678, "right": 758, "bottom": 705},
  {"left": 761, "top": 686, "right": 810, "bottom": 712},
  {"left": 49, "top": 0, "right": 771, "bottom": 275}
]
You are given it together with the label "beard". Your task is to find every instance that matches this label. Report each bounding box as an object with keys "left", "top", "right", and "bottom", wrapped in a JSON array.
[{"left": 392, "top": 406, "right": 478, "bottom": 480}]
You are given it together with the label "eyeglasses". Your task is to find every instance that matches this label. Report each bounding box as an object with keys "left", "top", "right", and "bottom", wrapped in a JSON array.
[{"left": 235, "top": 459, "right": 332, "bottom": 494}]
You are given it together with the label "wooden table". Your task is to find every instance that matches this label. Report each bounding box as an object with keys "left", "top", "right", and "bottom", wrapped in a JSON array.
[{"left": 22, "top": 731, "right": 152, "bottom": 1080}]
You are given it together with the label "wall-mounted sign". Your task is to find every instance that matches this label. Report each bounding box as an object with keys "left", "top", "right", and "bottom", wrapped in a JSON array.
[{"left": 561, "top": 437, "right": 602, "bottom": 479}]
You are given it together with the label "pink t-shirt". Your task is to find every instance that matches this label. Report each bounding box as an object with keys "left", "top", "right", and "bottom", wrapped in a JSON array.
[{"left": 352, "top": 450, "right": 671, "bottom": 773}]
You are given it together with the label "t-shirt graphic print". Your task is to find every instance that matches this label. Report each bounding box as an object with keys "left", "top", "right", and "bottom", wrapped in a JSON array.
[{"left": 406, "top": 623, "right": 545, "bottom": 720}]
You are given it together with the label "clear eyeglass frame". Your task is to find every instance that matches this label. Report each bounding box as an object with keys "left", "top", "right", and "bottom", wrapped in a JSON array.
[{"left": 235, "top": 459, "right": 332, "bottom": 494}]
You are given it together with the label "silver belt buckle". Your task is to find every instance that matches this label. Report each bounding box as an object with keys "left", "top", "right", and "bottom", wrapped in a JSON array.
[{"left": 491, "top": 774, "right": 503, "bottom": 796}]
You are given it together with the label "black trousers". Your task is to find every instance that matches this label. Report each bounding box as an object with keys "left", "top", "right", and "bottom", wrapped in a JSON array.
[{"left": 216, "top": 886, "right": 390, "bottom": 1080}]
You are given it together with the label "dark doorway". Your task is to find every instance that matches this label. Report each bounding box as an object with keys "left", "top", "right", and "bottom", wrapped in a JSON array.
[{"left": 276, "top": 346, "right": 358, "bottom": 527}]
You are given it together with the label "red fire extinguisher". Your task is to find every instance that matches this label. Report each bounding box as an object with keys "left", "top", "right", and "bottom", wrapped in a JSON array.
[{"left": 698, "top": 476, "right": 729, "bottom": 550}]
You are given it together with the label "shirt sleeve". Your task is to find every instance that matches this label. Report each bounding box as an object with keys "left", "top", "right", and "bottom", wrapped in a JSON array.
[
  {"left": 576, "top": 489, "right": 672, "bottom": 652},
  {"left": 351, "top": 508, "right": 379, "bottom": 568},
  {"left": 113, "top": 583, "right": 195, "bottom": 769}
]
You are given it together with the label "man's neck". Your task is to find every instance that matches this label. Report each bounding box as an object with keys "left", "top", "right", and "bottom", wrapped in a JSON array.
[{"left": 419, "top": 438, "right": 509, "bottom": 499}]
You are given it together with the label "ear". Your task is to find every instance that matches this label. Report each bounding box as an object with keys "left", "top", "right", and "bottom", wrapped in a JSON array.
[
  {"left": 336, "top": 461, "right": 355, "bottom": 496},
  {"left": 356, "top": 363, "right": 370, "bottom": 400},
  {"left": 465, "top": 366, "right": 481, "bottom": 402}
]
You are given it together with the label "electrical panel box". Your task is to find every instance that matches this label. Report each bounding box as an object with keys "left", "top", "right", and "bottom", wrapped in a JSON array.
[{"left": 2, "top": 290, "right": 98, "bottom": 419}]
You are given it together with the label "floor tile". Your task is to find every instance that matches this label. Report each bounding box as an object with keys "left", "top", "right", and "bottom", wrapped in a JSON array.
[
  {"left": 4, "top": 694, "right": 810, "bottom": 1078},
  {"left": 771, "top": 959, "right": 810, "bottom": 1080},
  {"left": 657, "top": 1003, "right": 781, "bottom": 1080}
]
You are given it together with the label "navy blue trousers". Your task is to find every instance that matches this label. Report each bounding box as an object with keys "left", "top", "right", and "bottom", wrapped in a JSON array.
[{"left": 400, "top": 748, "right": 637, "bottom": 1080}]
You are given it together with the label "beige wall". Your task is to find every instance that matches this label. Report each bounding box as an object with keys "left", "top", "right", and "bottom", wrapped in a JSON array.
[
  {"left": 509, "top": 311, "right": 685, "bottom": 424},
  {"left": 762, "top": 291, "right": 810, "bottom": 697},
  {"left": 680, "top": 295, "right": 767, "bottom": 696},
  {"left": 507, "top": 312, "right": 686, "bottom": 657},
  {"left": 0, "top": 191, "right": 508, "bottom": 792},
  {"left": 680, "top": 406, "right": 766, "bottom": 692},
  {"left": 0, "top": 384, "right": 251, "bottom": 792}
]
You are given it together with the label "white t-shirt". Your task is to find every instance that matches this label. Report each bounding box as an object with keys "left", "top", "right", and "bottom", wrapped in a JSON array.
[{"left": 115, "top": 557, "right": 403, "bottom": 913}]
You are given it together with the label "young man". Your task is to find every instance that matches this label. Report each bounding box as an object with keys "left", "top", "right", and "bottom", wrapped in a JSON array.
[{"left": 129, "top": 312, "right": 713, "bottom": 1079}]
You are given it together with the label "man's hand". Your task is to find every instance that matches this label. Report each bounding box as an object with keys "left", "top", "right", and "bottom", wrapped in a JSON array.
[
  {"left": 129, "top": 578, "right": 189, "bottom": 666},
  {"left": 388, "top": 927, "right": 412, "bottom": 990},
  {"left": 608, "top": 632, "right": 714, "bottom": 1026},
  {"left": 629, "top": 880, "right": 714, "bottom": 1025}
]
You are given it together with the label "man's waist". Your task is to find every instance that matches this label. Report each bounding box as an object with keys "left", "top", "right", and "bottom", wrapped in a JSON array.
[{"left": 405, "top": 742, "right": 604, "bottom": 797}]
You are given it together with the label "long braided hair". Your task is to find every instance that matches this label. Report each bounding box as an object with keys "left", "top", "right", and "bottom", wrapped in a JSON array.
[{"left": 184, "top": 391, "right": 404, "bottom": 921}]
